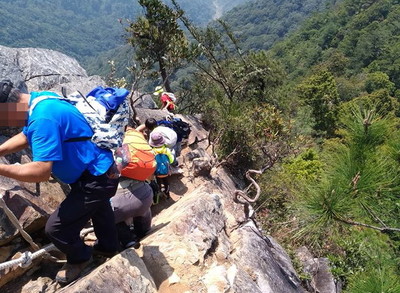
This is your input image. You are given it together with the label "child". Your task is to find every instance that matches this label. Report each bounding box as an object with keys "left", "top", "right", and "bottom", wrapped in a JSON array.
[{"left": 149, "top": 131, "right": 175, "bottom": 198}]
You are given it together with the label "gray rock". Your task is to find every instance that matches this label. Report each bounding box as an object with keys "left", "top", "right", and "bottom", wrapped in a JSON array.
[
  {"left": 57, "top": 250, "right": 157, "bottom": 293},
  {"left": 0, "top": 45, "right": 104, "bottom": 94},
  {"left": 48, "top": 75, "right": 105, "bottom": 96},
  {"left": 0, "top": 45, "right": 105, "bottom": 138},
  {"left": 0, "top": 46, "right": 27, "bottom": 92},
  {"left": 192, "top": 157, "right": 212, "bottom": 177},
  {"left": 296, "top": 246, "right": 337, "bottom": 293},
  {"left": 135, "top": 171, "right": 305, "bottom": 293},
  {"left": 131, "top": 92, "right": 158, "bottom": 109}
]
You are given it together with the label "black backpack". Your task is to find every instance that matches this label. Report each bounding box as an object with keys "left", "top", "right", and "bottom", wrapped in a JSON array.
[
  {"left": 0, "top": 80, "right": 13, "bottom": 103},
  {"left": 158, "top": 118, "right": 191, "bottom": 140}
]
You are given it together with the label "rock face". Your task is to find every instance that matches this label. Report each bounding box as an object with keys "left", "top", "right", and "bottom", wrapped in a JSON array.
[
  {"left": 296, "top": 246, "right": 338, "bottom": 293},
  {"left": 136, "top": 166, "right": 305, "bottom": 293},
  {"left": 0, "top": 46, "right": 307, "bottom": 292},
  {"left": 0, "top": 45, "right": 104, "bottom": 137},
  {"left": 0, "top": 45, "right": 104, "bottom": 96},
  {"left": 34, "top": 152, "right": 305, "bottom": 293}
]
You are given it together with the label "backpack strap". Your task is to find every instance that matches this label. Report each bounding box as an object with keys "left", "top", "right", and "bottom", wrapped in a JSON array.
[
  {"left": 62, "top": 86, "right": 98, "bottom": 113},
  {"left": 29, "top": 91, "right": 93, "bottom": 143},
  {"left": 64, "top": 136, "right": 92, "bottom": 142},
  {"left": 29, "top": 95, "right": 62, "bottom": 115}
]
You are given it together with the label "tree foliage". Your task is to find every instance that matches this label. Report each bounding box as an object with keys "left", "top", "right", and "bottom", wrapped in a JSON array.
[
  {"left": 269, "top": 0, "right": 400, "bottom": 93},
  {"left": 169, "top": 3, "right": 294, "bottom": 172},
  {"left": 265, "top": 103, "right": 399, "bottom": 287},
  {"left": 297, "top": 70, "right": 340, "bottom": 137},
  {"left": 220, "top": 0, "right": 339, "bottom": 52},
  {"left": 125, "top": 0, "right": 189, "bottom": 92}
]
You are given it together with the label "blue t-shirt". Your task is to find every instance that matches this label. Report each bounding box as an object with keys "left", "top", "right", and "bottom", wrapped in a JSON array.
[{"left": 22, "top": 91, "right": 114, "bottom": 184}]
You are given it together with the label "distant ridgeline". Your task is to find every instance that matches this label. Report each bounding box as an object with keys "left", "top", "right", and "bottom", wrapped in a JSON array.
[{"left": 0, "top": 0, "right": 249, "bottom": 70}]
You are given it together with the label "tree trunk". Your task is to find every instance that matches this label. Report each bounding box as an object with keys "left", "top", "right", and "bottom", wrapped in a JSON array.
[{"left": 159, "top": 57, "right": 172, "bottom": 92}]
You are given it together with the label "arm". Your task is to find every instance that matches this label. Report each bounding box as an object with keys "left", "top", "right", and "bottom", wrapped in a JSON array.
[
  {"left": 0, "top": 132, "right": 29, "bottom": 157},
  {"left": 135, "top": 124, "right": 146, "bottom": 133},
  {"left": 160, "top": 102, "right": 168, "bottom": 110},
  {"left": 166, "top": 148, "right": 175, "bottom": 164},
  {"left": 0, "top": 161, "right": 52, "bottom": 182}
]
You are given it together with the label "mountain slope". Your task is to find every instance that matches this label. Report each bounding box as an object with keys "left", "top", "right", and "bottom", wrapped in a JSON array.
[
  {"left": 269, "top": 0, "right": 400, "bottom": 87},
  {"left": 86, "top": 0, "right": 335, "bottom": 79},
  {"left": 0, "top": 0, "right": 134, "bottom": 63},
  {"left": 167, "top": 0, "right": 249, "bottom": 25},
  {"left": 0, "top": 0, "right": 249, "bottom": 68},
  {"left": 221, "top": 0, "right": 340, "bottom": 52}
]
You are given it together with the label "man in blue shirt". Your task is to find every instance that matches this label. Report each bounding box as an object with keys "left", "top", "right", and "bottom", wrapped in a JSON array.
[{"left": 0, "top": 80, "right": 119, "bottom": 285}]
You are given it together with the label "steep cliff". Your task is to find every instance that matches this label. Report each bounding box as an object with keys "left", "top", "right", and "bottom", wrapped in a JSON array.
[{"left": 0, "top": 46, "right": 305, "bottom": 292}]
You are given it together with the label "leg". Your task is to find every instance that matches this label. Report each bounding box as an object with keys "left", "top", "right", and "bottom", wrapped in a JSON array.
[
  {"left": 46, "top": 168, "right": 119, "bottom": 263},
  {"left": 91, "top": 199, "right": 118, "bottom": 252},
  {"left": 110, "top": 183, "right": 153, "bottom": 248},
  {"left": 133, "top": 209, "right": 152, "bottom": 239},
  {"left": 111, "top": 187, "right": 143, "bottom": 224},
  {"left": 45, "top": 193, "right": 93, "bottom": 264},
  {"left": 156, "top": 176, "right": 164, "bottom": 193},
  {"left": 162, "top": 177, "right": 170, "bottom": 198}
]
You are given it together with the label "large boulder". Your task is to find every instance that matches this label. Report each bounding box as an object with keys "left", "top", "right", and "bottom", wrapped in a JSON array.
[
  {"left": 0, "top": 45, "right": 104, "bottom": 96},
  {"left": 0, "top": 45, "right": 106, "bottom": 138}
]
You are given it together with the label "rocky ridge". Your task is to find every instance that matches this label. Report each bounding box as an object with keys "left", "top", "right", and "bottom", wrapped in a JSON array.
[{"left": 0, "top": 45, "right": 310, "bottom": 292}]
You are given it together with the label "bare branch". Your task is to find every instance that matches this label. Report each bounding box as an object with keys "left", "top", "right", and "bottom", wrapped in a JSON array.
[
  {"left": 215, "top": 147, "right": 239, "bottom": 168},
  {"left": 360, "top": 201, "right": 388, "bottom": 228},
  {"left": 333, "top": 215, "right": 400, "bottom": 233}
]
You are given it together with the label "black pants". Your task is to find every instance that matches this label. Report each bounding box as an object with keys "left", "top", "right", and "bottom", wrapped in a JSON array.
[
  {"left": 156, "top": 176, "right": 170, "bottom": 197},
  {"left": 45, "top": 165, "right": 119, "bottom": 264}
]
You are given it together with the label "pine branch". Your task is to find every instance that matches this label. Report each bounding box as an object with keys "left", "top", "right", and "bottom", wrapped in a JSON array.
[{"left": 333, "top": 214, "right": 400, "bottom": 233}]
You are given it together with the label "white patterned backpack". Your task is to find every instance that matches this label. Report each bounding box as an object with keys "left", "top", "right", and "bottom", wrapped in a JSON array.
[{"left": 29, "top": 86, "right": 130, "bottom": 150}]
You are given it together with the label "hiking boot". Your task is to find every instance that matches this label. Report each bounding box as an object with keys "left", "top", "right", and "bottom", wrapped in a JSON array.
[
  {"left": 55, "top": 258, "right": 92, "bottom": 285},
  {"left": 92, "top": 243, "right": 118, "bottom": 258},
  {"left": 124, "top": 239, "right": 141, "bottom": 249},
  {"left": 116, "top": 222, "right": 140, "bottom": 250}
]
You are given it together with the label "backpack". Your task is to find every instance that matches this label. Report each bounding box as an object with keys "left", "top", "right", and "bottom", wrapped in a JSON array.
[
  {"left": 158, "top": 118, "right": 191, "bottom": 140},
  {"left": 30, "top": 87, "right": 130, "bottom": 150},
  {"left": 154, "top": 153, "right": 171, "bottom": 177},
  {"left": 162, "top": 92, "right": 176, "bottom": 102},
  {"left": 65, "top": 87, "right": 130, "bottom": 150},
  {"left": 114, "top": 129, "right": 156, "bottom": 181}
]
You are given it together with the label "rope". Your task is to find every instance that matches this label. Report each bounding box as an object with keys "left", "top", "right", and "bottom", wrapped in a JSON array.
[
  {"left": 0, "top": 227, "right": 96, "bottom": 272},
  {"left": 0, "top": 244, "right": 57, "bottom": 271},
  {"left": 0, "top": 190, "right": 100, "bottom": 272},
  {"left": 234, "top": 169, "right": 262, "bottom": 204},
  {"left": 80, "top": 227, "right": 94, "bottom": 238},
  {"left": 0, "top": 189, "right": 61, "bottom": 270}
]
